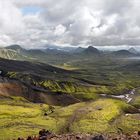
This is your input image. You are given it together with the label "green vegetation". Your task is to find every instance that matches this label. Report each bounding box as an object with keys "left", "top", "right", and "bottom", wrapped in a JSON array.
[
  {"left": 132, "top": 97, "right": 140, "bottom": 108},
  {"left": 0, "top": 49, "right": 140, "bottom": 139},
  {"left": 0, "top": 98, "right": 139, "bottom": 139},
  {"left": 54, "top": 63, "right": 79, "bottom": 70},
  {"left": 7, "top": 71, "right": 18, "bottom": 78},
  {"left": 132, "top": 89, "right": 140, "bottom": 108},
  {"left": 0, "top": 99, "right": 57, "bottom": 139},
  {"left": 115, "top": 114, "right": 140, "bottom": 133},
  {"left": 40, "top": 80, "right": 99, "bottom": 100},
  {"left": 69, "top": 99, "right": 139, "bottom": 134}
]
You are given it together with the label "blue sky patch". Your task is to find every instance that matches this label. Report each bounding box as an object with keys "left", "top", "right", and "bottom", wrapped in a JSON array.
[{"left": 21, "top": 6, "right": 42, "bottom": 15}]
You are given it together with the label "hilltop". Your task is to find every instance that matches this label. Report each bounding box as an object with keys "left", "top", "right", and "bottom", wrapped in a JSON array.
[
  {"left": 111, "top": 50, "right": 135, "bottom": 56},
  {"left": 82, "top": 46, "right": 100, "bottom": 55},
  {"left": 6, "top": 44, "right": 24, "bottom": 51},
  {"left": 128, "top": 47, "right": 138, "bottom": 54}
]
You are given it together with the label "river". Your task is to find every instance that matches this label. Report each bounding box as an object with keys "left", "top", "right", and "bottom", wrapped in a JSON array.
[{"left": 100, "top": 89, "right": 136, "bottom": 103}]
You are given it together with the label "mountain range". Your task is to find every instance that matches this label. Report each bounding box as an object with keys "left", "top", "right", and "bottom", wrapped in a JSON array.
[
  {"left": 0, "top": 45, "right": 139, "bottom": 63},
  {"left": 0, "top": 44, "right": 140, "bottom": 139}
]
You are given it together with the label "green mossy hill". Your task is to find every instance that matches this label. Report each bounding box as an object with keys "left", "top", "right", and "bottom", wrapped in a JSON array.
[
  {"left": 0, "top": 98, "right": 139, "bottom": 139},
  {"left": 40, "top": 80, "right": 110, "bottom": 100},
  {"left": 40, "top": 80, "right": 96, "bottom": 93},
  {"left": 7, "top": 71, "right": 136, "bottom": 98},
  {"left": 67, "top": 99, "right": 140, "bottom": 134}
]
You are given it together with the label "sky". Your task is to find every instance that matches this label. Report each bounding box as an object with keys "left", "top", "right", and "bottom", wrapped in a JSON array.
[{"left": 0, "top": 0, "right": 140, "bottom": 49}]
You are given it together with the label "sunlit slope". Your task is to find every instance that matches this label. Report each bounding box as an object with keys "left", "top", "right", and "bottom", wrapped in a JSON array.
[
  {"left": 0, "top": 98, "right": 139, "bottom": 139},
  {"left": 0, "top": 48, "right": 27, "bottom": 60}
]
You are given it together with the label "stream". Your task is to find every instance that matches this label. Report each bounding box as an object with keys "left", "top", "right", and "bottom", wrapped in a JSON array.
[{"left": 100, "top": 89, "right": 136, "bottom": 103}]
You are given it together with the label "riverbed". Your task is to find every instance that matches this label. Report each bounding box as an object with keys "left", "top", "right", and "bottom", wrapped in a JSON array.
[{"left": 100, "top": 89, "right": 136, "bottom": 103}]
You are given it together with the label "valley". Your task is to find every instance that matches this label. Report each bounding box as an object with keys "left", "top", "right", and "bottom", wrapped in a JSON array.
[{"left": 0, "top": 45, "right": 140, "bottom": 139}]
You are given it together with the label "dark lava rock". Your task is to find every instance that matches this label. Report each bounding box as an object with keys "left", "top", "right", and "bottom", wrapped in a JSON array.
[
  {"left": 91, "top": 135, "right": 105, "bottom": 140},
  {"left": 138, "top": 131, "right": 140, "bottom": 136}
]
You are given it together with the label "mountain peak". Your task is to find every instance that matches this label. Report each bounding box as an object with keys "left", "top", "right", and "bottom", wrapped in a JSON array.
[
  {"left": 6, "top": 44, "right": 23, "bottom": 51},
  {"left": 88, "top": 46, "right": 95, "bottom": 49},
  {"left": 74, "top": 47, "right": 85, "bottom": 53},
  {"left": 112, "top": 49, "right": 134, "bottom": 56},
  {"left": 128, "top": 47, "right": 138, "bottom": 54},
  {"left": 83, "top": 46, "right": 100, "bottom": 54}
]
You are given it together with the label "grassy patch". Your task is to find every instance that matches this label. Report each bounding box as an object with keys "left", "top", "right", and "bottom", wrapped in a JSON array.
[
  {"left": 132, "top": 97, "right": 140, "bottom": 108},
  {"left": 114, "top": 114, "right": 140, "bottom": 133},
  {"left": 0, "top": 98, "right": 139, "bottom": 139},
  {"left": 69, "top": 99, "right": 139, "bottom": 134},
  {"left": 0, "top": 99, "right": 58, "bottom": 139}
]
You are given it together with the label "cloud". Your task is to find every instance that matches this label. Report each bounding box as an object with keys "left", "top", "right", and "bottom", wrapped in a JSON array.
[
  {"left": 54, "top": 25, "right": 66, "bottom": 36},
  {"left": 0, "top": 0, "right": 140, "bottom": 48}
]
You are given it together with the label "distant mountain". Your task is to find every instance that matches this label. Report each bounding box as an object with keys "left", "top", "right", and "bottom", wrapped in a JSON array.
[
  {"left": 0, "top": 44, "right": 38, "bottom": 60},
  {"left": 55, "top": 47, "right": 75, "bottom": 52},
  {"left": 27, "top": 49, "right": 46, "bottom": 56},
  {"left": 74, "top": 47, "right": 85, "bottom": 53},
  {"left": 44, "top": 48, "right": 66, "bottom": 54},
  {"left": 128, "top": 47, "right": 138, "bottom": 54},
  {"left": 5, "top": 45, "right": 47, "bottom": 59},
  {"left": 44, "top": 45, "right": 75, "bottom": 52},
  {"left": 112, "top": 50, "right": 135, "bottom": 56},
  {"left": 6, "top": 44, "right": 24, "bottom": 52},
  {"left": 82, "top": 46, "right": 100, "bottom": 55},
  {"left": 1, "top": 44, "right": 72, "bottom": 63},
  {"left": 5, "top": 44, "right": 30, "bottom": 56},
  {"left": 0, "top": 48, "right": 27, "bottom": 60}
]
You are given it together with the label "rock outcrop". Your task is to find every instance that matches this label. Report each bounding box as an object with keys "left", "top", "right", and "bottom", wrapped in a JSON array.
[{"left": 16, "top": 130, "right": 140, "bottom": 140}]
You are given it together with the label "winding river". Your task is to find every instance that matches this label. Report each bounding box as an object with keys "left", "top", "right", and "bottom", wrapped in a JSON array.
[{"left": 101, "top": 89, "right": 137, "bottom": 103}]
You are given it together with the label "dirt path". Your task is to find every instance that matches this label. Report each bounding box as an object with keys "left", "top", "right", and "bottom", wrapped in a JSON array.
[{"left": 63, "top": 102, "right": 91, "bottom": 133}]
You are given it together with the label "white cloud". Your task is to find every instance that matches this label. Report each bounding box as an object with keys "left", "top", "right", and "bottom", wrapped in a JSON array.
[
  {"left": 0, "top": 35, "right": 13, "bottom": 46},
  {"left": 0, "top": 0, "right": 140, "bottom": 48},
  {"left": 54, "top": 24, "right": 66, "bottom": 36}
]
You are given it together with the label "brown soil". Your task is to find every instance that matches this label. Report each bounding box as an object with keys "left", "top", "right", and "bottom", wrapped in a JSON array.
[
  {"left": 16, "top": 131, "right": 140, "bottom": 140},
  {"left": 0, "top": 78, "right": 80, "bottom": 106}
]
